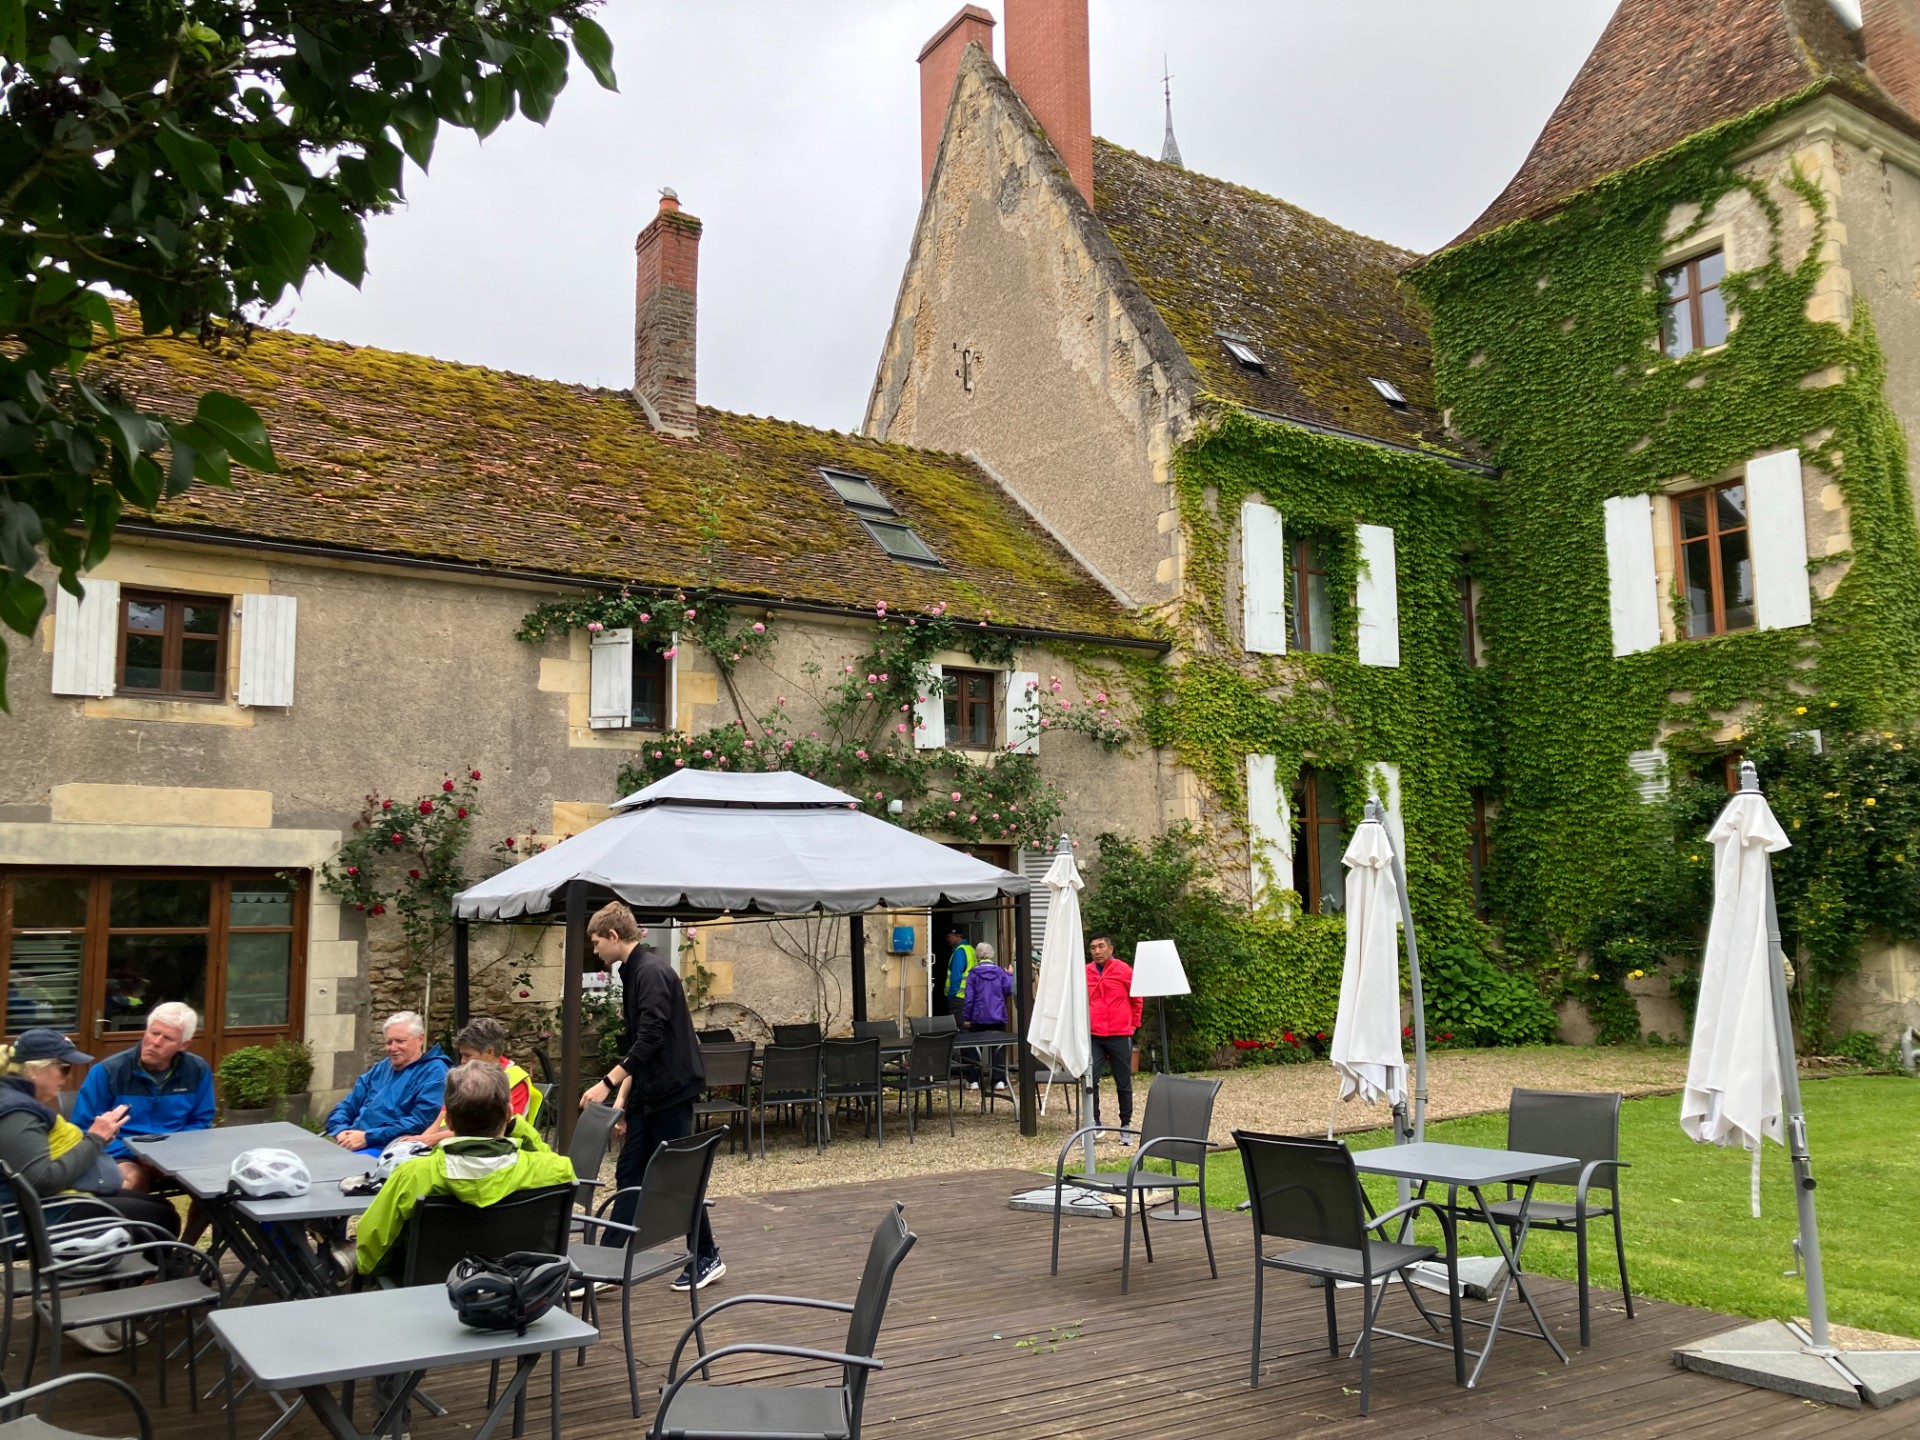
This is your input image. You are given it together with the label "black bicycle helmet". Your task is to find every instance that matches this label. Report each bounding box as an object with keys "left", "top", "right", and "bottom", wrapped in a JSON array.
[{"left": 446, "top": 1251, "right": 575, "bottom": 1336}]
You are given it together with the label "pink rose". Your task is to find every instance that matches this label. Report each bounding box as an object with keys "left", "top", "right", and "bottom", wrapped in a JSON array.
[
  {"left": 586, "top": 621, "right": 603, "bottom": 633},
  {"left": 752, "top": 622, "right": 765, "bottom": 633},
  {"left": 639, "top": 612, "right": 651, "bottom": 623},
  {"left": 662, "top": 646, "right": 678, "bottom": 659}
]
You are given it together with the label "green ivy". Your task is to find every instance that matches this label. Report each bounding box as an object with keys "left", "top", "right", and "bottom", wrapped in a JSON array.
[{"left": 1409, "top": 90, "right": 1920, "bottom": 1042}]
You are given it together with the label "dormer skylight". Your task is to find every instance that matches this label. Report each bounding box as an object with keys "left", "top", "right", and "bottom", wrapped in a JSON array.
[
  {"left": 1220, "top": 334, "right": 1265, "bottom": 372},
  {"left": 1368, "top": 377, "right": 1410, "bottom": 410},
  {"left": 821, "top": 467, "right": 942, "bottom": 567}
]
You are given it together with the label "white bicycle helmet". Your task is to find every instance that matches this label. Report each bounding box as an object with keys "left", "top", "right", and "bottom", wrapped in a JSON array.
[
  {"left": 374, "top": 1139, "right": 433, "bottom": 1181},
  {"left": 228, "top": 1148, "right": 312, "bottom": 1198},
  {"left": 49, "top": 1226, "right": 132, "bottom": 1278}
]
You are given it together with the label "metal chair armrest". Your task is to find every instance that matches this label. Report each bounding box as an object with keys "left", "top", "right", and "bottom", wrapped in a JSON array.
[
  {"left": 1127, "top": 1134, "right": 1212, "bottom": 1181},
  {"left": 1367, "top": 1196, "right": 1458, "bottom": 1248},
  {"left": 653, "top": 1344, "right": 880, "bottom": 1437},
  {"left": 1574, "top": 1158, "right": 1629, "bottom": 1215},
  {"left": 1053, "top": 1125, "right": 1138, "bottom": 1175},
  {"left": 664, "top": 1293, "right": 856, "bottom": 1379},
  {"left": 0, "top": 1370, "right": 153, "bottom": 1438}
]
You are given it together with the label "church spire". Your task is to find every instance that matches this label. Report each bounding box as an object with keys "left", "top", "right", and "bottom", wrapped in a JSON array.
[{"left": 1159, "top": 56, "right": 1183, "bottom": 167}]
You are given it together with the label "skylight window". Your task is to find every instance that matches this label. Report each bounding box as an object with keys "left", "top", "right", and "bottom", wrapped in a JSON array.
[
  {"left": 822, "top": 468, "right": 942, "bottom": 567},
  {"left": 1368, "top": 377, "right": 1410, "bottom": 409},
  {"left": 1219, "top": 335, "right": 1265, "bottom": 372}
]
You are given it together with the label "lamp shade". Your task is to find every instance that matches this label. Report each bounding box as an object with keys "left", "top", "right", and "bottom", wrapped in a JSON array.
[{"left": 1129, "top": 939, "right": 1190, "bottom": 998}]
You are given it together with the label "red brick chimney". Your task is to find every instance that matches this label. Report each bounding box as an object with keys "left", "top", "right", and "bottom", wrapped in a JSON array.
[
  {"left": 1004, "top": 0, "right": 1093, "bottom": 200},
  {"left": 1864, "top": 0, "right": 1920, "bottom": 119},
  {"left": 633, "top": 189, "right": 701, "bottom": 437},
  {"left": 918, "top": 6, "right": 996, "bottom": 192}
]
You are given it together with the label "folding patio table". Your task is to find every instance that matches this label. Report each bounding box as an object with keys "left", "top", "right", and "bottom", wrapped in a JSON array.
[{"left": 1352, "top": 1141, "right": 1577, "bottom": 1386}]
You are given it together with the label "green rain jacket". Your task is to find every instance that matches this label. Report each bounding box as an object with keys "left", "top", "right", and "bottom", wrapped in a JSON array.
[{"left": 355, "top": 1123, "right": 575, "bottom": 1276}]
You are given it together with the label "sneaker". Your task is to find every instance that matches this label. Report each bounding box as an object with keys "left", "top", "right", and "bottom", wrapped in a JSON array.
[
  {"left": 671, "top": 1256, "right": 726, "bottom": 1293},
  {"left": 68, "top": 1323, "right": 123, "bottom": 1355},
  {"left": 965, "top": 1082, "right": 980, "bottom": 1091},
  {"left": 1116, "top": 1134, "right": 1134, "bottom": 1148}
]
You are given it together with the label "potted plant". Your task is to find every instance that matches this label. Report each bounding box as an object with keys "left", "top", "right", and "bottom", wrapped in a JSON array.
[
  {"left": 272, "top": 1037, "right": 316, "bottom": 1123},
  {"left": 216, "top": 1045, "right": 286, "bottom": 1125}
]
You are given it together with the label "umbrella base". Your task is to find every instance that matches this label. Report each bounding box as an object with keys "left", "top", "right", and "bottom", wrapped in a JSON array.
[
  {"left": 1406, "top": 1256, "right": 1507, "bottom": 1301},
  {"left": 1008, "top": 1185, "right": 1114, "bottom": 1218},
  {"left": 1674, "top": 1319, "right": 1920, "bottom": 1408},
  {"left": 1149, "top": 1197, "right": 1205, "bottom": 1222}
]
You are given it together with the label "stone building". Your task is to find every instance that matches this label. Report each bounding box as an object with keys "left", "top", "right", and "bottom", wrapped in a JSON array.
[
  {"left": 868, "top": 0, "right": 1920, "bottom": 1042},
  {"left": 1, "top": 195, "right": 1170, "bottom": 1098}
]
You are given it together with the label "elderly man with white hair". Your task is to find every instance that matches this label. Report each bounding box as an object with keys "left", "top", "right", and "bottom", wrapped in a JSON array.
[
  {"left": 72, "top": 1000, "right": 217, "bottom": 1192},
  {"left": 326, "top": 1011, "right": 451, "bottom": 1154}
]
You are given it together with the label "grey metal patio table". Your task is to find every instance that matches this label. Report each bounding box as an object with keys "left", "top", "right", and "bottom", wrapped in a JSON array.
[
  {"left": 128, "top": 1122, "right": 374, "bottom": 1201},
  {"left": 1351, "top": 1141, "right": 1577, "bottom": 1386},
  {"left": 208, "top": 1283, "right": 597, "bottom": 1440}
]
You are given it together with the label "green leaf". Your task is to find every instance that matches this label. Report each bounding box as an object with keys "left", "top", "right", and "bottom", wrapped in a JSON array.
[
  {"left": 188, "top": 390, "right": 277, "bottom": 472},
  {"left": 0, "top": 0, "right": 25, "bottom": 60},
  {"left": 156, "top": 116, "right": 224, "bottom": 194},
  {"left": 471, "top": 71, "right": 513, "bottom": 140},
  {"left": 227, "top": 138, "right": 307, "bottom": 209},
  {"left": 0, "top": 498, "right": 44, "bottom": 581},
  {"left": 238, "top": 209, "right": 317, "bottom": 290},
  {"left": 100, "top": 403, "right": 163, "bottom": 483},
  {"left": 570, "top": 17, "right": 618, "bottom": 92}
]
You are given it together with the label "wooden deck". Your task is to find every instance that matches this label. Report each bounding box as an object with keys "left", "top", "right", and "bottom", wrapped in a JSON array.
[{"left": 18, "top": 1167, "right": 1910, "bottom": 1439}]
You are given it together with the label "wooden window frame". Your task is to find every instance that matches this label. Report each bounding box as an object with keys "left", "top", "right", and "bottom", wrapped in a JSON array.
[
  {"left": 1672, "top": 479, "right": 1754, "bottom": 638},
  {"left": 942, "top": 668, "right": 997, "bottom": 752},
  {"left": 1457, "top": 571, "right": 1483, "bottom": 667},
  {"left": 1659, "top": 249, "right": 1727, "bottom": 358},
  {"left": 1289, "top": 537, "right": 1332, "bottom": 655},
  {"left": 115, "top": 589, "right": 230, "bottom": 702},
  {"left": 1292, "top": 768, "right": 1346, "bottom": 916},
  {"left": 0, "top": 868, "right": 307, "bottom": 1066},
  {"left": 630, "top": 645, "right": 670, "bottom": 731},
  {"left": 1465, "top": 788, "right": 1492, "bottom": 918}
]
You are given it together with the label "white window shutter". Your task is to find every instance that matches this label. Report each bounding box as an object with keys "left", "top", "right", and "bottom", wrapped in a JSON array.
[
  {"left": 1603, "top": 494, "right": 1661, "bottom": 656},
  {"left": 1627, "top": 747, "right": 1668, "bottom": 802},
  {"left": 1017, "top": 848, "right": 1054, "bottom": 952},
  {"left": 1746, "top": 449, "right": 1812, "bottom": 631},
  {"left": 663, "top": 633, "right": 679, "bottom": 732},
  {"left": 588, "top": 627, "right": 633, "bottom": 729},
  {"left": 1356, "top": 524, "right": 1400, "bottom": 668},
  {"left": 1367, "top": 761, "right": 1406, "bottom": 863},
  {"left": 913, "top": 663, "right": 945, "bottom": 750},
  {"left": 1241, "top": 501, "right": 1288, "bottom": 655},
  {"left": 236, "top": 594, "right": 298, "bottom": 706},
  {"left": 50, "top": 578, "right": 119, "bottom": 697},
  {"left": 1005, "top": 671, "right": 1040, "bottom": 754},
  {"left": 1246, "top": 754, "right": 1293, "bottom": 899}
]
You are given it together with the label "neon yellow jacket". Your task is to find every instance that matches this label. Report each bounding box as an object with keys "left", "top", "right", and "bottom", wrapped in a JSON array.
[{"left": 355, "top": 1128, "right": 575, "bottom": 1276}]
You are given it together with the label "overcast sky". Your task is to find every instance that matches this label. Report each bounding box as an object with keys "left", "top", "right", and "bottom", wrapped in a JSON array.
[{"left": 282, "top": 1, "right": 1631, "bottom": 433}]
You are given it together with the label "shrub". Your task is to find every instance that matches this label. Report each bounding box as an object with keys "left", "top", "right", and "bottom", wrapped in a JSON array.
[
  {"left": 1420, "top": 944, "right": 1559, "bottom": 1047},
  {"left": 1835, "top": 1030, "right": 1888, "bottom": 1068},
  {"left": 216, "top": 1046, "right": 287, "bottom": 1111},
  {"left": 272, "top": 1037, "right": 315, "bottom": 1093}
]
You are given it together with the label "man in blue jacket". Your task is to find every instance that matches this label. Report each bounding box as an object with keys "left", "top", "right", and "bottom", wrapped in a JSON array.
[
  {"left": 72, "top": 1001, "right": 216, "bottom": 1193},
  {"left": 326, "top": 1011, "right": 450, "bottom": 1154}
]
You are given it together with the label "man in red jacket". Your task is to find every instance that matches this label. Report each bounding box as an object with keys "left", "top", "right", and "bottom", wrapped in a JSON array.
[{"left": 1086, "top": 933, "right": 1143, "bottom": 1140}]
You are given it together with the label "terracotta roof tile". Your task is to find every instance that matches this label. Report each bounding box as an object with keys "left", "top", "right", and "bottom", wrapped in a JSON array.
[
  {"left": 1090, "top": 139, "right": 1456, "bottom": 454},
  {"left": 1444, "top": 0, "right": 1909, "bottom": 252},
  {"left": 105, "top": 328, "right": 1148, "bottom": 641}
]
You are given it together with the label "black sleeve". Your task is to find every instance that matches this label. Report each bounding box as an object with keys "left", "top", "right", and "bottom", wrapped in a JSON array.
[{"left": 620, "top": 966, "right": 670, "bottom": 1077}]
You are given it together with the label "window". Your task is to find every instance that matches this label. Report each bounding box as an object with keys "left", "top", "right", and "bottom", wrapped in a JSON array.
[
  {"left": 943, "top": 669, "right": 996, "bottom": 750},
  {"left": 1659, "top": 249, "right": 1728, "bottom": 358},
  {"left": 631, "top": 646, "right": 671, "bottom": 730},
  {"left": 1465, "top": 788, "right": 1492, "bottom": 918},
  {"left": 1456, "top": 571, "right": 1484, "bottom": 667},
  {"left": 1291, "top": 768, "right": 1347, "bottom": 916},
  {"left": 1, "top": 869, "right": 304, "bottom": 1061},
  {"left": 117, "top": 591, "right": 228, "bottom": 701},
  {"left": 821, "top": 468, "right": 941, "bottom": 567},
  {"left": 1674, "top": 480, "right": 1754, "bottom": 637},
  {"left": 1289, "top": 537, "right": 1333, "bottom": 654},
  {"left": 1694, "top": 751, "right": 1746, "bottom": 794},
  {"left": 1220, "top": 335, "right": 1265, "bottom": 372},
  {"left": 1368, "top": 377, "right": 1409, "bottom": 410}
]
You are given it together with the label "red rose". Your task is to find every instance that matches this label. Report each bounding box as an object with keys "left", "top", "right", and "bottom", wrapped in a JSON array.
[
  {"left": 442, "top": 779, "right": 455, "bottom": 792},
  {"left": 391, "top": 832, "right": 403, "bottom": 845},
  {"left": 456, "top": 807, "right": 468, "bottom": 819},
  {"left": 470, "top": 770, "right": 482, "bottom": 781},
  {"left": 419, "top": 800, "right": 434, "bottom": 815},
  {"left": 381, "top": 799, "right": 393, "bottom": 811},
  {"left": 355, "top": 903, "right": 366, "bottom": 912},
  {"left": 346, "top": 866, "right": 358, "bottom": 877},
  {"left": 370, "top": 903, "right": 386, "bottom": 916},
  {"left": 408, "top": 868, "right": 421, "bottom": 880},
  {"left": 504, "top": 837, "right": 517, "bottom": 849}
]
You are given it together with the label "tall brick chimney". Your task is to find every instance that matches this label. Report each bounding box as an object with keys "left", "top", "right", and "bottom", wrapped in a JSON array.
[
  {"left": 1864, "top": 0, "right": 1920, "bottom": 120},
  {"left": 1004, "top": 0, "right": 1093, "bottom": 200},
  {"left": 918, "top": 6, "right": 996, "bottom": 192},
  {"left": 632, "top": 189, "right": 701, "bottom": 437}
]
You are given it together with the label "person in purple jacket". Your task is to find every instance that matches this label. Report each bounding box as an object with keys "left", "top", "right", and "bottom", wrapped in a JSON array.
[
  {"left": 959, "top": 941, "right": 1016, "bottom": 1092},
  {"left": 326, "top": 1011, "right": 450, "bottom": 1154}
]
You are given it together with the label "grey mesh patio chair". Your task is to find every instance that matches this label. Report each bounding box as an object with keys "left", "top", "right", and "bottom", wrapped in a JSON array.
[
  {"left": 1471, "top": 1088, "right": 1633, "bottom": 1347},
  {"left": 851, "top": 1020, "right": 898, "bottom": 1042},
  {"left": 884, "top": 1032, "right": 955, "bottom": 1141},
  {"left": 1234, "top": 1131, "right": 1460, "bottom": 1417},
  {"left": 772, "top": 1023, "right": 822, "bottom": 1047},
  {"left": 696, "top": 1028, "right": 736, "bottom": 1043},
  {"left": 566, "top": 1101, "right": 622, "bottom": 1217},
  {"left": 648, "top": 1203, "right": 916, "bottom": 1440},
  {"left": 574, "top": 1129, "right": 726, "bottom": 1418},
  {"left": 908, "top": 1015, "right": 956, "bottom": 1037},
  {"left": 694, "top": 1042, "right": 754, "bottom": 1154},
  {"left": 1049, "top": 1074, "right": 1221, "bottom": 1294},
  {"left": 821, "top": 1039, "right": 885, "bottom": 1147},
  {"left": 0, "top": 1372, "right": 152, "bottom": 1440},
  {"left": 754, "top": 1043, "right": 825, "bottom": 1158}
]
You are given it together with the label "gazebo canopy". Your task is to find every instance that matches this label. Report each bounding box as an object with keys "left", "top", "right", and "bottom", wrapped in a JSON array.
[{"left": 452, "top": 769, "right": 1030, "bottom": 922}]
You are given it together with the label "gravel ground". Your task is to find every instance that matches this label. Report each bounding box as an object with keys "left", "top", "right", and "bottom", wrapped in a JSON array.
[{"left": 595, "top": 1045, "right": 1694, "bottom": 1201}]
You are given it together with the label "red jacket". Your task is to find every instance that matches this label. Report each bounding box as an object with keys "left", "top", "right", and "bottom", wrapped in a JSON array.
[{"left": 1087, "top": 960, "right": 1143, "bottom": 1037}]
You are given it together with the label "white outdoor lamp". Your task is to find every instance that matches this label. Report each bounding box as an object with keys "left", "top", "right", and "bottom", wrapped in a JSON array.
[{"left": 1129, "top": 939, "right": 1189, "bottom": 1077}]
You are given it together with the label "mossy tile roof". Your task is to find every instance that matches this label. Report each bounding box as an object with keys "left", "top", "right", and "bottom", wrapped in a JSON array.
[
  {"left": 106, "top": 328, "right": 1148, "bottom": 640},
  {"left": 1090, "top": 138, "right": 1452, "bottom": 454}
]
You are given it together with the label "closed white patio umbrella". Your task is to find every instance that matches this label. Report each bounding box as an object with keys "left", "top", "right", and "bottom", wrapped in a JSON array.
[{"left": 1330, "top": 817, "right": 1409, "bottom": 1112}]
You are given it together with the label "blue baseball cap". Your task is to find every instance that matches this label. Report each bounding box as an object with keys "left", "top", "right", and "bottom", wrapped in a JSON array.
[{"left": 11, "top": 1030, "right": 92, "bottom": 1066}]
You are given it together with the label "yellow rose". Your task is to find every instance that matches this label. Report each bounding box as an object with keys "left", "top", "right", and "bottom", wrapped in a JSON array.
[
  {"left": 1865, "top": 797, "right": 1877, "bottom": 807},
  {"left": 1795, "top": 706, "right": 1808, "bottom": 715}
]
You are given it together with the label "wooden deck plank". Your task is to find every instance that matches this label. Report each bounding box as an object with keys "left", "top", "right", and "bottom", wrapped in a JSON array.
[{"left": 13, "top": 1166, "right": 1905, "bottom": 1438}]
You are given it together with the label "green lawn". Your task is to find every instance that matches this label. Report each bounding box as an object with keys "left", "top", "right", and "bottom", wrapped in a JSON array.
[{"left": 1136, "top": 1075, "right": 1920, "bottom": 1339}]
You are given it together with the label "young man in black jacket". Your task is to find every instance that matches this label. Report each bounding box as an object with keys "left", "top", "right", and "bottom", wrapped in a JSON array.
[{"left": 578, "top": 903, "right": 723, "bottom": 1290}]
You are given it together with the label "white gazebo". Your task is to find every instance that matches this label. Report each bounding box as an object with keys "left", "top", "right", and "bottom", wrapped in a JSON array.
[{"left": 450, "top": 770, "right": 1038, "bottom": 1142}]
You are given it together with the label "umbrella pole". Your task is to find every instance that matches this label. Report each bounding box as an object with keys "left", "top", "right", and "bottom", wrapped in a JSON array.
[
  {"left": 1763, "top": 863, "right": 1835, "bottom": 1355},
  {"left": 1372, "top": 799, "right": 1428, "bottom": 1144}
]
